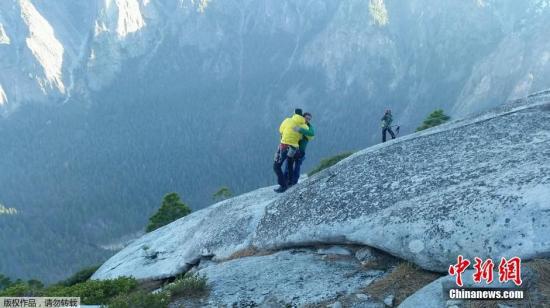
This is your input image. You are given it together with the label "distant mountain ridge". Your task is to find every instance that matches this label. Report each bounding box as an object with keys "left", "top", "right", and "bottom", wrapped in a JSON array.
[
  {"left": 1, "top": 0, "right": 550, "bottom": 282},
  {"left": 1, "top": 0, "right": 550, "bottom": 114}
]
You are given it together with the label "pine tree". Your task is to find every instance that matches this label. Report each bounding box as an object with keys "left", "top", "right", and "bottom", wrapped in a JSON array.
[
  {"left": 212, "top": 186, "right": 233, "bottom": 202},
  {"left": 146, "top": 193, "right": 191, "bottom": 233},
  {"left": 0, "top": 274, "right": 12, "bottom": 291},
  {"left": 416, "top": 109, "right": 451, "bottom": 132}
]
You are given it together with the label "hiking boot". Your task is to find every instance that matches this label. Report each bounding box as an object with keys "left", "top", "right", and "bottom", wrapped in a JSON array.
[{"left": 274, "top": 186, "right": 287, "bottom": 193}]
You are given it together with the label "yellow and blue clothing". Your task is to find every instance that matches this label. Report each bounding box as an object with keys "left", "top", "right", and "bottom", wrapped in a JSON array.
[{"left": 279, "top": 114, "right": 308, "bottom": 147}]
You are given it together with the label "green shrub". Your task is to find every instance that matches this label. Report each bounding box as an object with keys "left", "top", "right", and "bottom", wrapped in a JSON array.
[
  {"left": 146, "top": 193, "right": 191, "bottom": 232},
  {"left": 0, "top": 274, "right": 138, "bottom": 305},
  {"left": 0, "top": 274, "right": 13, "bottom": 291},
  {"left": 308, "top": 152, "right": 355, "bottom": 176},
  {"left": 45, "top": 277, "right": 138, "bottom": 305},
  {"left": 212, "top": 186, "right": 233, "bottom": 202},
  {"left": 107, "top": 290, "right": 171, "bottom": 308},
  {"left": 166, "top": 274, "right": 208, "bottom": 299},
  {"left": 0, "top": 281, "right": 44, "bottom": 297},
  {"left": 416, "top": 109, "right": 451, "bottom": 132},
  {"left": 59, "top": 265, "right": 101, "bottom": 286}
]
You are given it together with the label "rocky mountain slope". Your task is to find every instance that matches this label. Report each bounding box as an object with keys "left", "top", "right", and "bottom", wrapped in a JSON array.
[{"left": 92, "top": 92, "right": 550, "bottom": 306}]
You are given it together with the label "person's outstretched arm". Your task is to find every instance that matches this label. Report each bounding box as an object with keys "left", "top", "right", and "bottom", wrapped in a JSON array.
[{"left": 298, "top": 124, "right": 315, "bottom": 137}]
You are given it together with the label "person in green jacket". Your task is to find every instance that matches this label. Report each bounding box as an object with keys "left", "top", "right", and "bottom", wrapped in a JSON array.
[
  {"left": 381, "top": 109, "right": 396, "bottom": 142},
  {"left": 285, "top": 112, "right": 315, "bottom": 186},
  {"left": 273, "top": 109, "right": 308, "bottom": 193}
]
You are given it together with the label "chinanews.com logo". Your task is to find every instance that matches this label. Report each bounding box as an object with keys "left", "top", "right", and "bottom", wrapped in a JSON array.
[{"left": 446, "top": 255, "right": 525, "bottom": 301}]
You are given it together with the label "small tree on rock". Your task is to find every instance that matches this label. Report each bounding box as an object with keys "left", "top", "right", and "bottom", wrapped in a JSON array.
[
  {"left": 416, "top": 109, "right": 451, "bottom": 132},
  {"left": 146, "top": 193, "right": 191, "bottom": 233},
  {"left": 212, "top": 186, "right": 233, "bottom": 202},
  {"left": 308, "top": 151, "right": 355, "bottom": 177}
]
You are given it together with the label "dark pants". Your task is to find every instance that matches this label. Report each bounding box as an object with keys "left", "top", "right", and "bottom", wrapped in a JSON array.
[
  {"left": 284, "top": 151, "right": 305, "bottom": 185},
  {"left": 273, "top": 144, "right": 296, "bottom": 188},
  {"left": 382, "top": 127, "right": 395, "bottom": 142}
]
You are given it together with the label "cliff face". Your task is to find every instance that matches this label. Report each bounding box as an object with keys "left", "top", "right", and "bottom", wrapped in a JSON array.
[
  {"left": 2, "top": 0, "right": 550, "bottom": 115},
  {"left": 2, "top": 0, "right": 550, "bottom": 282},
  {"left": 93, "top": 92, "right": 550, "bottom": 306}
]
